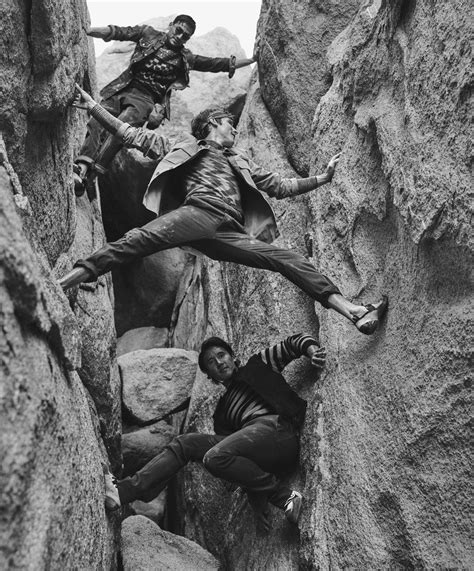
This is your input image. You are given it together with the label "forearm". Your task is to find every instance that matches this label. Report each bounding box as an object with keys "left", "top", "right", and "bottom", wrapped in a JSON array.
[
  {"left": 235, "top": 57, "right": 255, "bottom": 69},
  {"left": 87, "top": 26, "right": 113, "bottom": 40},
  {"left": 89, "top": 103, "right": 127, "bottom": 138},
  {"left": 292, "top": 171, "right": 333, "bottom": 195},
  {"left": 259, "top": 333, "right": 319, "bottom": 373},
  {"left": 88, "top": 103, "right": 167, "bottom": 159}
]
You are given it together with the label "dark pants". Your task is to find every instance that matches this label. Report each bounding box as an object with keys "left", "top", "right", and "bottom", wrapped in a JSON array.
[
  {"left": 117, "top": 415, "right": 298, "bottom": 509},
  {"left": 77, "top": 87, "right": 160, "bottom": 172},
  {"left": 76, "top": 205, "right": 341, "bottom": 307}
]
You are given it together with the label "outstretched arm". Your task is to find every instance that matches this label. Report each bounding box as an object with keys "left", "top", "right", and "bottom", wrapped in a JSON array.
[
  {"left": 86, "top": 24, "right": 152, "bottom": 43},
  {"left": 188, "top": 52, "right": 256, "bottom": 77},
  {"left": 87, "top": 26, "right": 113, "bottom": 40},
  {"left": 248, "top": 152, "right": 341, "bottom": 200},
  {"left": 257, "top": 333, "right": 326, "bottom": 373},
  {"left": 73, "top": 84, "right": 169, "bottom": 160}
]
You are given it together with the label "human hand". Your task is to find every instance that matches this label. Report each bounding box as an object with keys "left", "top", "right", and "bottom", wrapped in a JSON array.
[
  {"left": 252, "top": 36, "right": 261, "bottom": 63},
  {"left": 307, "top": 345, "right": 326, "bottom": 369},
  {"left": 325, "top": 152, "right": 341, "bottom": 181},
  {"left": 72, "top": 83, "right": 96, "bottom": 110}
]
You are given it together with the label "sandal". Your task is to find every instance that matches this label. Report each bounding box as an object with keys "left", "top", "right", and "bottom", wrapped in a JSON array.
[{"left": 353, "top": 295, "right": 388, "bottom": 335}]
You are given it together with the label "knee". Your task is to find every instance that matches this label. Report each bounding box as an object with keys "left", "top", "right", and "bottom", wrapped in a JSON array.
[{"left": 202, "top": 446, "right": 228, "bottom": 475}]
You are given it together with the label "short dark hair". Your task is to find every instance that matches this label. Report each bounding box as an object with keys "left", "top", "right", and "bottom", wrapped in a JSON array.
[
  {"left": 173, "top": 14, "right": 196, "bottom": 33},
  {"left": 191, "top": 107, "right": 234, "bottom": 140},
  {"left": 198, "top": 336, "right": 234, "bottom": 373}
]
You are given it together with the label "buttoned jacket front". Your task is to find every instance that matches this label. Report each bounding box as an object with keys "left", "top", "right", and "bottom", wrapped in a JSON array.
[{"left": 100, "top": 25, "right": 231, "bottom": 119}]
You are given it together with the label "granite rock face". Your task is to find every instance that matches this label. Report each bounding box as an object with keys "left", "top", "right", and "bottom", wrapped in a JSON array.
[
  {"left": 171, "top": 1, "right": 472, "bottom": 569},
  {"left": 121, "top": 515, "right": 219, "bottom": 571},
  {"left": 1, "top": 1, "right": 120, "bottom": 567}
]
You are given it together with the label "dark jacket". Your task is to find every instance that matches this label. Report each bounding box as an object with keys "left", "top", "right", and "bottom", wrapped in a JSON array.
[
  {"left": 118, "top": 129, "right": 300, "bottom": 243},
  {"left": 100, "top": 25, "right": 231, "bottom": 118},
  {"left": 212, "top": 355, "right": 307, "bottom": 436}
]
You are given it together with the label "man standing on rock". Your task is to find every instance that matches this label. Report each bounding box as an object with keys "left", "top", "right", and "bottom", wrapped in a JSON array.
[
  {"left": 105, "top": 333, "right": 326, "bottom": 526},
  {"left": 74, "top": 14, "right": 256, "bottom": 194},
  {"left": 62, "top": 86, "right": 388, "bottom": 335}
]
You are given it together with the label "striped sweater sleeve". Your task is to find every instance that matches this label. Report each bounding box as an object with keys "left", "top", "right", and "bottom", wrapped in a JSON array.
[{"left": 257, "top": 333, "right": 319, "bottom": 373}]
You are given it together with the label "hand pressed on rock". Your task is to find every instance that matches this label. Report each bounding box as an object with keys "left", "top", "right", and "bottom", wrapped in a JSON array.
[
  {"left": 72, "top": 83, "right": 96, "bottom": 111},
  {"left": 307, "top": 345, "right": 326, "bottom": 369},
  {"left": 325, "top": 152, "right": 341, "bottom": 180}
]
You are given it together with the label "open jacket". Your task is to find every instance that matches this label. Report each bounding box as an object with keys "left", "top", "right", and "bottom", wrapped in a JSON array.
[
  {"left": 212, "top": 334, "right": 317, "bottom": 435},
  {"left": 116, "top": 126, "right": 301, "bottom": 243},
  {"left": 99, "top": 25, "right": 232, "bottom": 119}
]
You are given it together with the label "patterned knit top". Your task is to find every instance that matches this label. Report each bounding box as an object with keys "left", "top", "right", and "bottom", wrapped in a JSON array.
[
  {"left": 132, "top": 44, "right": 184, "bottom": 101},
  {"left": 220, "top": 334, "right": 317, "bottom": 431}
]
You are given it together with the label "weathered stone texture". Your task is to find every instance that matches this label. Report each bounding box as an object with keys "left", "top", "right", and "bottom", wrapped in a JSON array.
[
  {"left": 0, "top": 0, "right": 93, "bottom": 264},
  {"left": 257, "top": 0, "right": 360, "bottom": 173},
  {"left": 0, "top": 154, "right": 117, "bottom": 568},
  {"left": 1, "top": 2, "right": 121, "bottom": 567},
  {"left": 120, "top": 348, "right": 198, "bottom": 423},
  {"left": 121, "top": 515, "right": 219, "bottom": 571}
]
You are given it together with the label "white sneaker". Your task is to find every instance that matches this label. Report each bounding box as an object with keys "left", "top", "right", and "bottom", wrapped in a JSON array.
[
  {"left": 104, "top": 472, "right": 121, "bottom": 511},
  {"left": 284, "top": 490, "right": 302, "bottom": 524}
]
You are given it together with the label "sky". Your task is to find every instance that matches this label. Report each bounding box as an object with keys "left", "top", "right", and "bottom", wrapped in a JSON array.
[{"left": 86, "top": 0, "right": 261, "bottom": 57}]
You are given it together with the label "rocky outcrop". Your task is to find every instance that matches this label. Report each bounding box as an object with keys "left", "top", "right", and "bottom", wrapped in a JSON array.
[
  {"left": 121, "top": 515, "right": 219, "bottom": 571},
  {"left": 1, "top": 1, "right": 120, "bottom": 568},
  {"left": 170, "top": 1, "right": 472, "bottom": 569}
]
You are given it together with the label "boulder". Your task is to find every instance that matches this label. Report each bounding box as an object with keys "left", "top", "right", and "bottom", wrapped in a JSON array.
[
  {"left": 122, "top": 421, "right": 176, "bottom": 476},
  {"left": 131, "top": 492, "right": 167, "bottom": 526},
  {"left": 117, "top": 327, "right": 169, "bottom": 357},
  {"left": 121, "top": 515, "right": 219, "bottom": 571},
  {"left": 119, "top": 348, "right": 198, "bottom": 423}
]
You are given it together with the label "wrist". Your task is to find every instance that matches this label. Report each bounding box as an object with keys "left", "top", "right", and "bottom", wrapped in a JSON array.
[
  {"left": 306, "top": 344, "right": 319, "bottom": 357},
  {"left": 319, "top": 171, "right": 332, "bottom": 185}
]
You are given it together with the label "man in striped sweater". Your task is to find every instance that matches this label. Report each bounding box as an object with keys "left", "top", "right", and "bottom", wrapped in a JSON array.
[{"left": 105, "top": 333, "right": 325, "bottom": 526}]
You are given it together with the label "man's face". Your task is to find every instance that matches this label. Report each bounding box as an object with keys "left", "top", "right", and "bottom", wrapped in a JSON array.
[
  {"left": 213, "top": 117, "right": 237, "bottom": 148},
  {"left": 203, "top": 346, "right": 237, "bottom": 384},
  {"left": 166, "top": 21, "right": 194, "bottom": 48}
]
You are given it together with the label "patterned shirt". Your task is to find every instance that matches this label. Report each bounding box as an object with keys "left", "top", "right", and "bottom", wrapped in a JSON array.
[
  {"left": 132, "top": 44, "right": 184, "bottom": 100},
  {"left": 181, "top": 141, "right": 244, "bottom": 222},
  {"left": 220, "top": 334, "right": 318, "bottom": 431}
]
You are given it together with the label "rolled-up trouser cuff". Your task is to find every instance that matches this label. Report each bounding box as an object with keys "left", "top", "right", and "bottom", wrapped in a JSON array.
[
  {"left": 318, "top": 282, "right": 342, "bottom": 308},
  {"left": 73, "top": 259, "right": 99, "bottom": 282}
]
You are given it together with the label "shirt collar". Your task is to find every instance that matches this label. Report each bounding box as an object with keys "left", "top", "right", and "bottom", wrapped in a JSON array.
[{"left": 198, "top": 139, "right": 235, "bottom": 155}]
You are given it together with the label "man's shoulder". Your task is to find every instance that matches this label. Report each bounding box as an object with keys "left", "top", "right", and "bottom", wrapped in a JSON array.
[
  {"left": 140, "top": 26, "right": 166, "bottom": 41},
  {"left": 157, "top": 134, "right": 199, "bottom": 165},
  {"left": 167, "top": 133, "right": 198, "bottom": 150}
]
